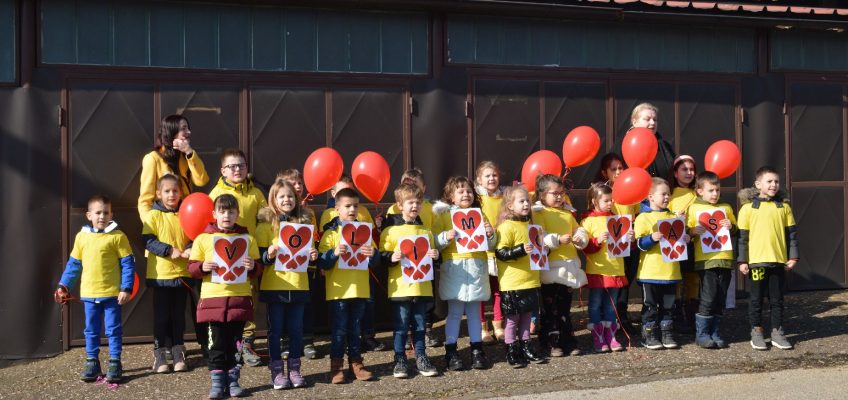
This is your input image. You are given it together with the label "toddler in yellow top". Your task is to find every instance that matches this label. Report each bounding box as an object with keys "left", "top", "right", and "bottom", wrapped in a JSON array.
[
  {"left": 475, "top": 160, "right": 506, "bottom": 343},
  {"left": 56, "top": 195, "right": 135, "bottom": 383},
  {"left": 737, "top": 166, "right": 799, "bottom": 351},
  {"left": 634, "top": 178, "right": 690, "bottom": 350},
  {"left": 685, "top": 171, "right": 736, "bottom": 349},
  {"left": 380, "top": 183, "right": 440, "bottom": 378},
  {"left": 141, "top": 174, "right": 192, "bottom": 373},
  {"left": 495, "top": 185, "right": 547, "bottom": 367}
]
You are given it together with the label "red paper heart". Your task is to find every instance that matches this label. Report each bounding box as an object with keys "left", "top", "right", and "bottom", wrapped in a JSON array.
[
  {"left": 420, "top": 264, "right": 431, "bottom": 275},
  {"left": 285, "top": 259, "right": 298, "bottom": 270},
  {"left": 473, "top": 234, "right": 485, "bottom": 245},
  {"left": 403, "top": 266, "right": 416, "bottom": 277},
  {"left": 702, "top": 237, "right": 713, "bottom": 246},
  {"left": 467, "top": 240, "right": 479, "bottom": 250},
  {"left": 669, "top": 250, "right": 679, "bottom": 259},
  {"left": 452, "top": 209, "right": 483, "bottom": 238},
  {"left": 355, "top": 252, "right": 368, "bottom": 263},
  {"left": 223, "top": 270, "right": 237, "bottom": 281},
  {"left": 717, "top": 235, "right": 728, "bottom": 244},
  {"left": 675, "top": 244, "right": 685, "bottom": 254},
  {"left": 215, "top": 266, "right": 228, "bottom": 276},
  {"left": 659, "top": 220, "right": 685, "bottom": 245},
  {"left": 607, "top": 217, "right": 631, "bottom": 243},
  {"left": 531, "top": 253, "right": 541, "bottom": 264},
  {"left": 214, "top": 238, "right": 247, "bottom": 267},
  {"left": 280, "top": 225, "right": 311, "bottom": 255},
  {"left": 456, "top": 236, "right": 469, "bottom": 247},
  {"left": 277, "top": 253, "right": 291, "bottom": 264},
  {"left": 232, "top": 265, "right": 246, "bottom": 278},
  {"left": 529, "top": 226, "right": 544, "bottom": 251},
  {"left": 541, "top": 255, "right": 548, "bottom": 266},
  {"left": 618, "top": 242, "right": 628, "bottom": 252},
  {"left": 340, "top": 252, "right": 352, "bottom": 262},
  {"left": 698, "top": 210, "right": 726, "bottom": 237},
  {"left": 341, "top": 224, "right": 371, "bottom": 254},
  {"left": 607, "top": 242, "right": 615, "bottom": 252},
  {"left": 711, "top": 241, "right": 721, "bottom": 250},
  {"left": 413, "top": 269, "right": 425, "bottom": 280},
  {"left": 296, "top": 254, "right": 308, "bottom": 265},
  {"left": 662, "top": 247, "right": 671, "bottom": 256},
  {"left": 400, "top": 236, "right": 430, "bottom": 268}
]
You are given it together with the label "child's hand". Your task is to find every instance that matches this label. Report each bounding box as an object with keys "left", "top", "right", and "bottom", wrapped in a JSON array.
[
  {"left": 243, "top": 257, "right": 254, "bottom": 270},
  {"left": 172, "top": 138, "right": 193, "bottom": 154},
  {"left": 484, "top": 222, "right": 494, "bottom": 237},
  {"left": 676, "top": 211, "right": 686, "bottom": 218},
  {"left": 360, "top": 245, "right": 374, "bottom": 257},
  {"left": 334, "top": 244, "right": 349, "bottom": 257},
  {"left": 53, "top": 287, "right": 69, "bottom": 304},
  {"left": 446, "top": 230, "right": 457, "bottom": 241},
  {"left": 597, "top": 232, "right": 609, "bottom": 243},
  {"left": 391, "top": 250, "right": 402, "bottom": 262},
  {"left": 690, "top": 226, "right": 706, "bottom": 236},
  {"left": 626, "top": 231, "right": 635, "bottom": 242},
  {"left": 523, "top": 243, "right": 534, "bottom": 253},
  {"left": 309, "top": 248, "right": 318, "bottom": 261},
  {"left": 170, "top": 248, "right": 183, "bottom": 259},
  {"left": 267, "top": 245, "right": 280, "bottom": 258},
  {"left": 201, "top": 261, "right": 218, "bottom": 272},
  {"left": 720, "top": 219, "right": 732, "bottom": 229},
  {"left": 558, "top": 234, "right": 572, "bottom": 245},
  {"left": 181, "top": 249, "right": 192, "bottom": 258},
  {"left": 117, "top": 292, "right": 131, "bottom": 305},
  {"left": 739, "top": 263, "right": 749, "bottom": 275},
  {"left": 428, "top": 249, "right": 439, "bottom": 260},
  {"left": 786, "top": 259, "right": 797, "bottom": 270},
  {"left": 651, "top": 232, "right": 663, "bottom": 242},
  {"left": 682, "top": 233, "right": 691, "bottom": 243}
]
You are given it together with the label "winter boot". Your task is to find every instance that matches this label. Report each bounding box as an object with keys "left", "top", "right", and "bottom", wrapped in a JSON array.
[
  {"left": 444, "top": 343, "right": 465, "bottom": 371},
  {"left": 481, "top": 321, "right": 496, "bottom": 345},
  {"left": 349, "top": 356, "right": 375, "bottom": 381},
  {"left": 269, "top": 359, "right": 290, "bottom": 390},
  {"left": 711, "top": 315, "right": 727, "bottom": 348},
  {"left": 604, "top": 321, "right": 624, "bottom": 352},
  {"left": 641, "top": 322, "right": 663, "bottom": 350},
  {"left": 240, "top": 337, "right": 262, "bottom": 367},
  {"left": 695, "top": 314, "right": 717, "bottom": 349},
  {"left": 750, "top": 327, "right": 768, "bottom": 350},
  {"left": 80, "top": 358, "right": 101, "bottom": 382},
  {"left": 492, "top": 320, "right": 505, "bottom": 342},
  {"left": 393, "top": 353, "right": 410, "bottom": 378},
  {"left": 506, "top": 342, "right": 527, "bottom": 368},
  {"left": 330, "top": 358, "right": 346, "bottom": 384},
  {"left": 589, "top": 323, "right": 608, "bottom": 353},
  {"left": 660, "top": 320, "right": 678, "bottom": 349},
  {"left": 105, "top": 359, "right": 122, "bottom": 383},
  {"left": 208, "top": 370, "right": 227, "bottom": 399},
  {"left": 470, "top": 342, "right": 489, "bottom": 369},
  {"left": 416, "top": 353, "right": 439, "bottom": 377},
  {"left": 288, "top": 357, "right": 307, "bottom": 388},
  {"left": 519, "top": 340, "right": 546, "bottom": 364},
  {"left": 770, "top": 327, "right": 793, "bottom": 350},
  {"left": 153, "top": 347, "right": 170, "bottom": 373},
  {"left": 172, "top": 345, "right": 188, "bottom": 372},
  {"left": 227, "top": 366, "right": 245, "bottom": 397}
]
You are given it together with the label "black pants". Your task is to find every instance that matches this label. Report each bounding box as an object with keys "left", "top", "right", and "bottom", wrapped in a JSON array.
[
  {"left": 698, "top": 269, "right": 731, "bottom": 316},
  {"left": 747, "top": 265, "right": 786, "bottom": 329},
  {"left": 539, "top": 284, "right": 575, "bottom": 346},
  {"left": 207, "top": 321, "right": 245, "bottom": 371},
  {"left": 153, "top": 286, "right": 187, "bottom": 349},
  {"left": 617, "top": 250, "right": 640, "bottom": 317},
  {"left": 641, "top": 283, "right": 677, "bottom": 325}
]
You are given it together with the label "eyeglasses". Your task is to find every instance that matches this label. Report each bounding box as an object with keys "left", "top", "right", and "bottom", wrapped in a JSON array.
[{"left": 223, "top": 163, "right": 247, "bottom": 171}]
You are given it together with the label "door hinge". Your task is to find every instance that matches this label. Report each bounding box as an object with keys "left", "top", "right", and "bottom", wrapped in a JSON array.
[
  {"left": 57, "top": 105, "right": 66, "bottom": 127},
  {"left": 465, "top": 100, "right": 472, "bottom": 118}
]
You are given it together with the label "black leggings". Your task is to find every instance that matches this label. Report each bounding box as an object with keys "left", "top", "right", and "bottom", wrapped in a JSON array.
[{"left": 153, "top": 286, "right": 187, "bottom": 349}]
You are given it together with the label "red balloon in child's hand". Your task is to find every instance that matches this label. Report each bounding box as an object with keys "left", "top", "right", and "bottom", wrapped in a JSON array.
[{"left": 179, "top": 193, "right": 215, "bottom": 240}]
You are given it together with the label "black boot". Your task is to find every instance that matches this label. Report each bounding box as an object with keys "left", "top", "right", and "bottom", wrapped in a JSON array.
[
  {"left": 506, "top": 342, "right": 527, "bottom": 368},
  {"left": 470, "top": 342, "right": 488, "bottom": 370},
  {"left": 519, "top": 340, "right": 546, "bottom": 364},
  {"left": 444, "top": 343, "right": 465, "bottom": 371},
  {"left": 660, "top": 320, "right": 678, "bottom": 349}
]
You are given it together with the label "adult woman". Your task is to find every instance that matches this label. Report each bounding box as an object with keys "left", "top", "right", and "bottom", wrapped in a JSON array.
[
  {"left": 138, "top": 115, "right": 209, "bottom": 220},
  {"left": 615, "top": 103, "right": 677, "bottom": 179}
]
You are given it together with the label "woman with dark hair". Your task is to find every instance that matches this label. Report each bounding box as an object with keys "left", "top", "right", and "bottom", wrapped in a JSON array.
[{"left": 138, "top": 115, "right": 209, "bottom": 220}]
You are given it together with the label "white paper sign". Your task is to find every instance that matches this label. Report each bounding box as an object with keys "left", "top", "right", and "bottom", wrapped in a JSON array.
[
  {"left": 399, "top": 234, "right": 434, "bottom": 283},
  {"left": 606, "top": 214, "right": 632, "bottom": 258},
  {"left": 450, "top": 207, "right": 489, "bottom": 253},
  {"left": 274, "top": 223, "right": 313, "bottom": 273},
  {"left": 657, "top": 217, "right": 688, "bottom": 263},
  {"left": 211, "top": 235, "right": 249, "bottom": 284},
  {"left": 528, "top": 224, "right": 549, "bottom": 271},
  {"left": 697, "top": 209, "right": 733, "bottom": 254},
  {"left": 338, "top": 222, "right": 372, "bottom": 270}
]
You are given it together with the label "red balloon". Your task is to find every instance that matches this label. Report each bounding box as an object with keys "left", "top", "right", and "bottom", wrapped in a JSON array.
[
  {"left": 704, "top": 140, "right": 741, "bottom": 179},
  {"left": 562, "top": 126, "right": 601, "bottom": 167},
  {"left": 622, "top": 128, "right": 658, "bottom": 169},
  {"left": 303, "top": 147, "right": 344, "bottom": 195},
  {"left": 129, "top": 272, "right": 140, "bottom": 301},
  {"left": 612, "top": 168, "right": 652, "bottom": 205},
  {"left": 179, "top": 192, "right": 214, "bottom": 240},
  {"left": 352, "top": 151, "right": 391, "bottom": 203},
  {"left": 521, "top": 150, "right": 563, "bottom": 192}
]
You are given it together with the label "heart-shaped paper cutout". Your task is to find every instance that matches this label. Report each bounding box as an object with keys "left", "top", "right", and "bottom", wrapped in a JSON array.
[
  {"left": 698, "top": 210, "right": 726, "bottom": 237},
  {"left": 717, "top": 235, "right": 728, "bottom": 244},
  {"left": 702, "top": 236, "right": 713, "bottom": 246},
  {"left": 529, "top": 226, "right": 544, "bottom": 251},
  {"left": 400, "top": 236, "right": 430, "bottom": 268},
  {"left": 277, "top": 253, "right": 291, "bottom": 264},
  {"left": 456, "top": 236, "right": 469, "bottom": 247},
  {"left": 473, "top": 234, "right": 485, "bottom": 245},
  {"left": 420, "top": 264, "right": 431, "bottom": 275},
  {"left": 214, "top": 238, "right": 247, "bottom": 267},
  {"left": 342, "top": 224, "right": 371, "bottom": 254},
  {"left": 413, "top": 269, "right": 425, "bottom": 280},
  {"left": 452, "top": 209, "right": 483, "bottom": 237},
  {"left": 280, "top": 225, "right": 311, "bottom": 255},
  {"left": 659, "top": 220, "right": 685, "bottom": 245},
  {"left": 711, "top": 241, "right": 721, "bottom": 250},
  {"left": 607, "top": 217, "right": 631, "bottom": 243},
  {"left": 403, "top": 266, "right": 416, "bottom": 277}
]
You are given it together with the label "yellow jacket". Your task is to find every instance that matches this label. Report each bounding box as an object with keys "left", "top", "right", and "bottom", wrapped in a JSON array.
[
  {"left": 142, "top": 203, "right": 190, "bottom": 280},
  {"left": 138, "top": 150, "right": 208, "bottom": 220},
  {"left": 495, "top": 219, "right": 540, "bottom": 291},
  {"left": 208, "top": 177, "right": 267, "bottom": 235}
]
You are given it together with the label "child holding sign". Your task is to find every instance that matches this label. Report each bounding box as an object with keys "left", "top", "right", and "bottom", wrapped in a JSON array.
[
  {"left": 495, "top": 185, "right": 546, "bottom": 368},
  {"left": 476, "top": 160, "right": 507, "bottom": 343},
  {"left": 581, "top": 183, "right": 632, "bottom": 352},
  {"left": 668, "top": 155, "right": 699, "bottom": 334},
  {"left": 188, "top": 194, "right": 261, "bottom": 399},
  {"left": 317, "top": 188, "right": 379, "bottom": 383},
  {"left": 256, "top": 179, "right": 318, "bottom": 389},
  {"left": 433, "top": 176, "right": 495, "bottom": 371},
  {"left": 686, "top": 171, "right": 736, "bottom": 349},
  {"left": 634, "top": 178, "right": 689, "bottom": 350},
  {"left": 380, "top": 183, "right": 440, "bottom": 378}
]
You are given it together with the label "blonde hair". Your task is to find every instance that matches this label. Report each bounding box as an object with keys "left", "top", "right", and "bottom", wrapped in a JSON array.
[
  {"left": 650, "top": 177, "right": 670, "bottom": 194},
  {"left": 630, "top": 102, "right": 658, "bottom": 127},
  {"left": 394, "top": 183, "right": 424, "bottom": 204},
  {"left": 267, "top": 179, "right": 311, "bottom": 233},
  {"left": 475, "top": 160, "right": 501, "bottom": 186},
  {"left": 498, "top": 184, "right": 532, "bottom": 225},
  {"left": 276, "top": 168, "right": 302, "bottom": 183}
]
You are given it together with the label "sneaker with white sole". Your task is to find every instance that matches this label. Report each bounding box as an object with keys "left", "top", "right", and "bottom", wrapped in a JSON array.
[
  {"left": 770, "top": 328, "right": 793, "bottom": 350},
  {"left": 750, "top": 327, "right": 768, "bottom": 350},
  {"left": 415, "top": 354, "right": 439, "bottom": 377}
]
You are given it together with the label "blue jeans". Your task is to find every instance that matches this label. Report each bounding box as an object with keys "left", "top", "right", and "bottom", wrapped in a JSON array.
[
  {"left": 83, "top": 297, "right": 122, "bottom": 359},
  {"left": 588, "top": 287, "right": 620, "bottom": 324},
  {"left": 266, "top": 300, "right": 306, "bottom": 360},
  {"left": 329, "top": 299, "right": 367, "bottom": 359},
  {"left": 392, "top": 298, "right": 432, "bottom": 356}
]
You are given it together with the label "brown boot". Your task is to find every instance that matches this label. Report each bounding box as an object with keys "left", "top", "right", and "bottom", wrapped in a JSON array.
[
  {"left": 481, "top": 321, "right": 496, "bottom": 345},
  {"left": 349, "top": 357, "right": 374, "bottom": 381},
  {"left": 330, "top": 358, "right": 346, "bottom": 384},
  {"left": 492, "top": 320, "right": 505, "bottom": 342}
]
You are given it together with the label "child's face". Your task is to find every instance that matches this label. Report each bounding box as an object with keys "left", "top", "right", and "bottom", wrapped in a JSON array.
[
  {"left": 648, "top": 183, "right": 671, "bottom": 210},
  {"left": 477, "top": 168, "right": 500, "bottom": 194},
  {"left": 632, "top": 109, "right": 657, "bottom": 132},
  {"left": 603, "top": 160, "right": 624, "bottom": 183},
  {"left": 398, "top": 197, "right": 422, "bottom": 221},
  {"left": 156, "top": 180, "right": 182, "bottom": 209},
  {"left": 221, "top": 155, "right": 248, "bottom": 183},
  {"left": 697, "top": 182, "right": 721, "bottom": 204},
  {"left": 675, "top": 161, "right": 696, "bottom": 187},
  {"left": 86, "top": 201, "right": 113, "bottom": 230},
  {"left": 540, "top": 182, "right": 565, "bottom": 208},
  {"left": 285, "top": 178, "right": 304, "bottom": 198},
  {"left": 451, "top": 184, "right": 475, "bottom": 208},
  {"left": 275, "top": 187, "right": 297, "bottom": 214},
  {"left": 335, "top": 196, "right": 359, "bottom": 221},
  {"left": 594, "top": 193, "right": 613, "bottom": 213},
  {"left": 508, "top": 191, "right": 531, "bottom": 217},
  {"left": 406, "top": 176, "right": 426, "bottom": 192},
  {"left": 214, "top": 207, "right": 239, "bottom": 230},
  {"left": 330, "top": 182, "right": 353, "bottom": 198},
  {"left": 755, "top": 172, "right": 780, "bottom": 198}
]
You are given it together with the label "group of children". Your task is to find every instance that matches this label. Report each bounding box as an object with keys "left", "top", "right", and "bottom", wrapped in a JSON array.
[{"left": 56, "top": 146, "right": 799, "bottom": 398}]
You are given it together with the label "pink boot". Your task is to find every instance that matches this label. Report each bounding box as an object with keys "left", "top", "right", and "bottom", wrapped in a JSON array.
[
  {"left": 604, "top": 321, "right": 624, "bottom": 352},
  {"left": 589, "top": 323, "right": 609, "bottom": 353}
]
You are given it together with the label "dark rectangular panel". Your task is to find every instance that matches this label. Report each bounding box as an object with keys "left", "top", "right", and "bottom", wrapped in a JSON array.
[
  {"left": 150, "top": 3, "right": 185, "bottom": 67},
  {"left": 790, "top": 187, "right": 846, "bottom": 290},
  {"left": 41, "top": 0, "right": 77, "bottom": 64},
  {"left": 250, "top": 87, "right": 326, "bottom": 186},
  {"left": 544, "top": 81, "right": 607, "bottom": 190},
  {"left": 284, "top": 9, "right": 317, "bottom": 71},
  {"left": 317, "top": 12, "right": 349, "bottom": 72},
  {"left": 678, "top": 83, "right": 737, "bottom": 187},
  {"left": 772, "top": 29, "right": 848, "bottom": 72},
  {"left": 410, "top": 17, "right": 429, "bottom": 74},
  {"left": 474, "top": 79, "right": 540, "bottom": 183},
  {"left": 219, "top": 6, "right": 252, "bottom": 70},
  {"left": 349, "top": 14, "right": 379, "bottom": 72},
  {"left": 114, "top": 3, "right": 149, "bottom": 66},
  {"left": 76, "top": 2, "right": 112, "bottom": 65},
  {"left": 790, "top": 83, "right": 844, "bottom": 182},
  {"left": 252, "top": 9, "right": 283, "bottom": 71},
  {"left": 184, "top": 6, "right": 218, "bottom": 69},
  {"left": 0, "top": 0, "right": 15, "bottom": 82},
  {"left": 381, "top": 17, "right": 412, "bottom": 73}
]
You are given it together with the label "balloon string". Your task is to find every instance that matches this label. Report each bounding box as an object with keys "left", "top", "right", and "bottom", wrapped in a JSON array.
[
  {"left": 607, "top": 287, "right": 632, "bottom": 350},
  {"left": 302, "top": 193, "right": 315, "bottom": 204}
]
